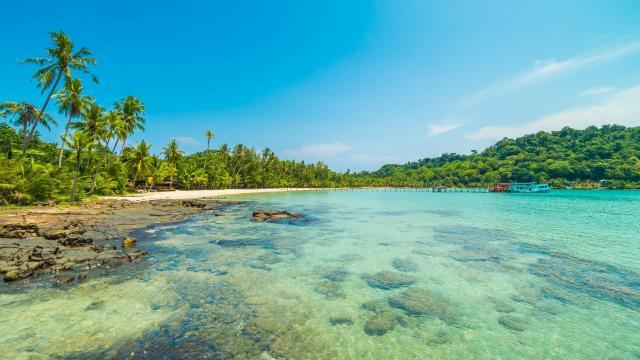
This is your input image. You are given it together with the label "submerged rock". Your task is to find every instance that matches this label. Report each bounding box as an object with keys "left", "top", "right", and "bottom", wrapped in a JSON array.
[
  {"left": 322, "top": 268, "right": 348, "bottom": 282},
  {"left": 3, "top": 270, "right": 20, "bottom": 282},
  {"left": 392, "top": 258, "right": 418, "bottom": 272},
  {"left": 362, "top": 271, "right": 415, "bottom": 290},
  {"left": 364, "top": 312, "right": 397, "bottom": 336},
  {"left": 389, "top": 288, "right": 459, "bottom": 323},
  {"left": 314, "top": 280, "right": 346, "bottom": 299},
  {"left": 252, "top": 210, "right": 303, "bottom": 223},
  {"left": 494, "top": 300, "right": 516, "bottom": 313},
  {"left": 361, "top": 299, "right": 391, "bottom": 314},
  {"left": 329, "top": 317, "right": 353, "bottom": 326},
  {"left": 498, "top": 315, "right": 526, "bottom": 332}
]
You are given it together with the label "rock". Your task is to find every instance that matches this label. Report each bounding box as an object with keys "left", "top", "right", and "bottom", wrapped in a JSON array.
[
  {"left": 361, "top": 299, "right": 391, "bottom": 314},
  {"left": 0, "top": 223, "right": 39, "bottom": 238},
  {"left": 389, "top": 288, "right": 459, "bottom": 323},
  {"left": 121, "top": 236, "right": 136, "bottom": 248},
  {"left": 323, "top": 268, "right": 348, "bottom": 282},
  {"left": 55, "top": 275, "right": 76, "bottom": 286},
  {"left": 498, "top": 315, "right": 526, "bottom": 332},
  {"left": 314, "top": 280, "right": 346, "bottom": 299},
  {"left": 329, "top": 317, "right": 353, "bottom": 326},
  {"left": 3, "top": 270, "right": 20, "bottom": 282},
  {"left": 362, "top": 271, "right": 415, "bottom": 290},
  {"left": 257, "top": 253, "right": 281, "bottom": 264},
  {"left": 392, "top": 258, "right": 418, "bottom": 272},
  {"left": 252, "top": 209, "right": 303, "bottom": 223},
  {"left": 249, "top": 261, "right": 272, "bottom": 271},
  {"left": 364, "top": 312, "right": 397, "bottom": 336},
  {"left": 494, "top": 300, "right": 516, "bottom": 313}
]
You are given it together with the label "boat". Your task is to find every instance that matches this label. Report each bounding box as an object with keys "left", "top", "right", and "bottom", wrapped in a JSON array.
[{"left": 507, "top": 182, "right": 550, "bottom": 193}]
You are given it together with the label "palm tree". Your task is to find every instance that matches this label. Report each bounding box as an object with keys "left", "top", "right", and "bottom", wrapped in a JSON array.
[
  {"left": 103, "top": 110, "right": 122, "bottom": 152},
  {"left": 65, "top": 131, "right": 93, "bottom": 201},
  {"left": 126, "top": 141, "right": 152, "bottom": 188},
  {"left": 114, "top": 96, "right": 145, "bottom": 155},
  {"left": 55, "top": 78, "right": 93, "bottom": 167},
  {"left": 203, "top": 130, "right": 215, "bottom": 172},
  {"left": 74, "top": 103, "right": 107, "bottom": 194},
  {"left": 21, "top": 31, "right": 97, "bottom": 155},
  {"left": 146, "top": 156, "right": 164, "bottom": 190},
  {"left": 162, "top": 139, "right": 182, "bottom": 187},
  {"left": 0, "top": 102, "right": 56, "bottom": 145}
]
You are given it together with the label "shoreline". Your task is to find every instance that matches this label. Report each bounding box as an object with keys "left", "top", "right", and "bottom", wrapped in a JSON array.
[{"left": 105, "top": 188, "right": 314, "bottom": 202}]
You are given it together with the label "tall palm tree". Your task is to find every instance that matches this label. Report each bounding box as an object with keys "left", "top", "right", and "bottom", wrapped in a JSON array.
[
  {"left": 114, "top": 96, "right": 145, "bottom": 155},
  {"left": 21, "top": 31, "right": 97, "bottom": 155},
  {"left": 74, "top": 103, "right": 107, "bottom": 194},
  {"left": 65, "top": 131, "right": 94, "bottom": 201},
  {"left": 55, "top": 78, "right": 93, "bottom": 167},
  {"left": 0, "top": 102, "right": 56, "bottom": 143},
  {"left": 162, "top": 139, "right": 182, "bottom": 187},
  {"left": 126, "top": 141, "right": 152, "bottom": 187},
  {"left": 203, "top": 130, "right": 215, "bottom": 171},
  {"left": 103, "top": 110, "right": 122, "bottom": 152}
]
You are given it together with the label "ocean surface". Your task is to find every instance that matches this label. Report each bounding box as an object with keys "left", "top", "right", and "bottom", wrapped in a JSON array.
[{"left": 1, "top": 190, "right": 640, "bottom": 359}]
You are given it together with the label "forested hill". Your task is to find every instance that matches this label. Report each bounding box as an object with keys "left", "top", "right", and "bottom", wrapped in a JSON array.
[{"left": 360, "top": 125, "right": 640, "bottom": 189}]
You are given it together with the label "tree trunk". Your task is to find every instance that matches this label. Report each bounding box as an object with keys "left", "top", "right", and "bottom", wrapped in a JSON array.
[
  {"left": 57, "top": 113, "right": 73, "bottom": 167},
  {"left": 119, "top": 137, "right": 127, "bottom": 156},
  {"left": 23, "top": 70, "right": 63, "bottom": 156},
  {"left": 111, "top": 138, "right": 119, "bottom": 154},
  {"left": 71, "top": 152, "right": 82, "bottom": 201}
]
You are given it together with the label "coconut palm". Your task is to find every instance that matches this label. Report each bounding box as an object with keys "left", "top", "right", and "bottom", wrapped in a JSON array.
[
  {"left": 65, "top": 131, "right": 94, "bottom": 201},
  {"left": 21, "top": 31, "right": 97, "bottom": 155},
  {"left": 203, "top": 130, "right": 215, "bottom": 172},
  {"left": 55, "top": 78, "right": 93, "bottom": 167},
  {"left": 73, "top": 102, "right": 105, "bottom": 139},
  {"left": 0, "top": 102, "right": 56, "bottom": 144},
  {"left": 103, "top": 110, "right": 123, "bottom": 152},
  {"left": 114, "top": 96, "right": 145, "bottom": 154},
  {"left": 126, "top": 141, "right": 152, "bottom": 187},
  {"left": 162, "top": 139, "right": 183, "bottom": 165}
]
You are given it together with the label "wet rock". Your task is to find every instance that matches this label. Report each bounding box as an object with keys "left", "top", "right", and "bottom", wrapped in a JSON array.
[
  {"left": 364, "top": 312, "right": 397, "bottom": 336},
  {"left": 392, "top": 258, "right": 418, "bottom": 272},
  {"left": 323, "top": 268, "right": 348, "bottom": 282},
  {"left": 389, "top": 288, "right": 459, "bottom": 323},
  {"left": 121, "top": 236, "right": 136, "bottom": 248},
  {"left": 362, "top": 271, "right": 415, "bottom": 290},
  {"left": 252, "top": 209, "right": 303, "bottom": 223},
  {"left": 3, "top": 270, "right": 20, "bottom": 282},
  {"left": 314, "top": 280, "right": 346, "bottom": 299},
  {"left": 54, "top": 275, "right": 76, "bottom": 286},
  {"left": 498, "top": 315, "right": 526, "bottom": 332},
  {"left": 0, "top": 223, "right": 39, "bottom": 238},
  {"left": 329, "top": 317, "right": 353, "bottom": 326}
]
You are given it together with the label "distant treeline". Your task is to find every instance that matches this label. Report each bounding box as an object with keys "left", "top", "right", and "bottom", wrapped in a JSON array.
[{"left": 352, "top": 125, "right": 640, "bottom": 189}]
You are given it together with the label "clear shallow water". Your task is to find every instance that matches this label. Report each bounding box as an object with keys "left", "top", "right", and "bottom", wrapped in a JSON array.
[{"left": 1, "top": 190, "right": 640, "bottom": 359}]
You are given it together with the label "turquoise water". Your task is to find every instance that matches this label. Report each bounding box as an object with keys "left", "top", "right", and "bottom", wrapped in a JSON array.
[{"left": 1, "top": 190, "right": 640, "bottom": 359}]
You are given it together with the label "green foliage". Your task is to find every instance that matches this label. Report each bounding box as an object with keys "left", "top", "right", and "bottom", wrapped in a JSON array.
[{"left": 357, "top": 125, "right": 640, "bottom": 188}]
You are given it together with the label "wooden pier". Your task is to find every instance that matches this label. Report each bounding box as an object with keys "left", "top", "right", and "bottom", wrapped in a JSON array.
[{"left": 299, "top": 187, "right": 490, "bottom": 193}]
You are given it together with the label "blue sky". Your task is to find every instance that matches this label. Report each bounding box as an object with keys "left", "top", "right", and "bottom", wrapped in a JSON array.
[{"left": 2, "top": 0, "right": 640, "bottom": 171}]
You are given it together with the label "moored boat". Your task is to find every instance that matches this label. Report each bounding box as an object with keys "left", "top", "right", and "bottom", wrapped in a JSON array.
[{"left": 507, "top": 182, "right": 550, "bottom": 193}]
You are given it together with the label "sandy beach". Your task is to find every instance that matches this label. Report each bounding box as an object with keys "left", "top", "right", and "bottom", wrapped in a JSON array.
[{"left": 106, "top": 188, "right": 313, "bottom": 202}]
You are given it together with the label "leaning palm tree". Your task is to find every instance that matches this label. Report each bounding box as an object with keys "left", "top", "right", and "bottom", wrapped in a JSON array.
[
  {"left": 114, "top": 96, "right": 145, "bottom": 155},
  {"left": 126, "top": 141, "right": 152, "bottom": 188},
  {"left": 21, "top": 31, "right": 97, "bottom": 155},
  {"left": 0, "top": 102, "right": 56, "bottom": 144},
  {"left": 203, "top": 130, "right": 215, "bottom": 172},
  {"left": 65, "top": 131, "right": 94, "bottom": 201},
  {"left": 55, "top": 78, "right": 93, "bottom": 167},
  {"left": 103, "top": 110, "right": 123, "bottom": 152}
]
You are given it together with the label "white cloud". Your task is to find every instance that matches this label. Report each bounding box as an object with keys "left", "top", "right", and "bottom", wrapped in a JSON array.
[
  {"left": 284, "top": 142, "right": 351, "bottom": 158},
  {"left": 579, "top": 86, "right": 616, "bottom": 97},
  {"left": 467, "top": 85, "right": 640, "bottom": 141},
  {"left": 426, "top": 122, "right": 461, "bottom": 137},
  {"left": 175, "top": 136, "right": 202, "bottom": 148},
  {"left": 465, "top": 41, "right": 640, "bottom": 107}
]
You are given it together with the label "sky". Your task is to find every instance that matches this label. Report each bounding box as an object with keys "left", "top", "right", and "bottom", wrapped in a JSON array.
[{"left": 2, "top": 0, "right": 640, "bottom": 171}]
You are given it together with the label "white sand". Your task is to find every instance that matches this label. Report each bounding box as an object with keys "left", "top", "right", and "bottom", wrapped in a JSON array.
[{"left": 105, "top": 188, "right": 314, "bottom": 202}]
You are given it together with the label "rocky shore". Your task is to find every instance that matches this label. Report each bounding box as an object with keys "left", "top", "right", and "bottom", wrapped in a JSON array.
[{"left": 0, "top": 199, "right": 228, "bottom": 286}]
